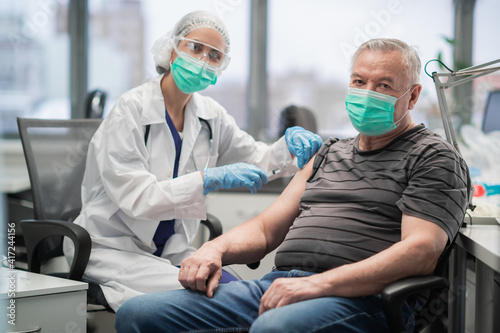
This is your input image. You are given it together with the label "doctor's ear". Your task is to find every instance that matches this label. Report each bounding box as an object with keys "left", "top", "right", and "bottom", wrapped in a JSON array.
[{"left": 170, "top": 50, "right": 177, "bottom": 64}]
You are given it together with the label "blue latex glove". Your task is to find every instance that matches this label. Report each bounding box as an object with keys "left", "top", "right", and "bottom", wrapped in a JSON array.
[
  {"left": 203, "top": 163, "right": 268, "bottom": 195},
  {"left": 285, "top": 126, "right": 323, "bottom": 168}
]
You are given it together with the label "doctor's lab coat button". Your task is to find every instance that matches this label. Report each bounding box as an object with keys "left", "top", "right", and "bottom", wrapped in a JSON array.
[{"left": 167, "top": 171, "right": 173, "bottom": 178}]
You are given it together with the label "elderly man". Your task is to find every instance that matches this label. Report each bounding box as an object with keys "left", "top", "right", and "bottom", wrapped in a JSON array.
[{"left": 115, "top": 38, "right": 469, "bottom": 333}]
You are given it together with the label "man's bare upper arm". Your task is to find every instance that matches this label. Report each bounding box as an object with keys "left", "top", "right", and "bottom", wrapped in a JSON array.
[{"left": 400, "top": 213, "right": 449, "bottom": 275}]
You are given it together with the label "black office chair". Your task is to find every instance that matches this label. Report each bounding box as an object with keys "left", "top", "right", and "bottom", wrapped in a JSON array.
[
  {"left": 382, "top": 241, "right": 458, "bottom": 333},
  {"left": 16, "top": 117, "right": 223, "bottom": 311},
  {"left": 278, "top": 104, "right": 318, "bottom": 138},
  {"left": 382, "top": 166, "right": 473, "bottom": 333},
  {"left": 85, "top": 89, "right": 107, "bottom": 119},
  {"left": 221, "top": 247, "right": 457, "bottom": 333}
]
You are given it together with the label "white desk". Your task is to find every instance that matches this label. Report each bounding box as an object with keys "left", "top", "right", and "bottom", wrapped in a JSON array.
[
  {"left": 450, "top": 218, "right": 500, "bottom": 333},
  {"left": 1, "top": 268, "right": 88, "bottom": 333}
]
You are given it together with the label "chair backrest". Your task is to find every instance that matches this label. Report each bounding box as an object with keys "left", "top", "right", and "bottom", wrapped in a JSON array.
[
  {"left": 17, "top": 118, "right": 102, "bottom": 258},
  {"left": 278, "top": 104, "right": 317, "bottom": 138}
]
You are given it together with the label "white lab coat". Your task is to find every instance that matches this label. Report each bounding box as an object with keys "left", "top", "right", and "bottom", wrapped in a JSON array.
[{"left": 63, "top": 75, "right": 296, "bottom": 311}]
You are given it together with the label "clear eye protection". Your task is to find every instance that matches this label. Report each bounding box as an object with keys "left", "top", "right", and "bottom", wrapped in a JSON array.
[{"left": 173, "top": 36, "right": 231, "bottom": 72}]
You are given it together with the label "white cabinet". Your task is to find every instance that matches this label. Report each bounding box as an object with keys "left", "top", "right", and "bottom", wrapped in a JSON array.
[{"left": 1, "top": 268, "right": 88, "bottom": 333}]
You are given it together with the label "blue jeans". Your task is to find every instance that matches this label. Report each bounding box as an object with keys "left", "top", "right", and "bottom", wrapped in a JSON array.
[{"left": 115, "top": 270, "right": 415, "bottom": 333}]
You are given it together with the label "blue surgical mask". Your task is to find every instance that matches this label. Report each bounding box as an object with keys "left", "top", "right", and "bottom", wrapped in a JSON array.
[
  {"left": 345, "top": 87, "right": 412, "bottom": 136},
  {"left": 170, "top": 53, "right": 218, "bottom": 94}
]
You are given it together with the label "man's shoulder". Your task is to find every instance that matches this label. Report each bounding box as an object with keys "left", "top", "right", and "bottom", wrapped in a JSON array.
[
  {"left": 407, "top": 126, "right": 468, "bottom": 176},
  {"left": 317, "top": 136, "right": 353, "bottom": 155},
  {"left": 323, "top": 136, "right": 355, "bottom": 148},
  {"left": 410, "top": 126, "right": 461, "bottom": 155}
]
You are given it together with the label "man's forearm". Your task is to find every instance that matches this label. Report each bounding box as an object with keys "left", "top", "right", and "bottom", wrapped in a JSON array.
[
  {"left": 209, "top": 217, "right": 270, "bottom": 266},
  {"left": 309, "top": 217, "right": 447, "bottom": 298},
  {"left": 257, "top": 235, "right": 441, "bottom": 315},
  {"left": 310, "top": 242, "right": 423, "bottom": 297}
]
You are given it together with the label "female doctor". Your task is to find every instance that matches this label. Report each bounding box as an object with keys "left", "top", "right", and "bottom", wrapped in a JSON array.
[{"left": 63, "top": 10, "right": 322, "bottom": 311}]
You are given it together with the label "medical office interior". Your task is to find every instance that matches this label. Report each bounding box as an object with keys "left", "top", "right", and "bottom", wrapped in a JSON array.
[{"left": 0, "top": 0, "right": 499, "bottom": 332}]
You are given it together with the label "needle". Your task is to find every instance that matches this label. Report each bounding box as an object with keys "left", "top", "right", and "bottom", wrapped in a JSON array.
[{"left": 267, "top": 168, "right": 281, "bottom": 177}]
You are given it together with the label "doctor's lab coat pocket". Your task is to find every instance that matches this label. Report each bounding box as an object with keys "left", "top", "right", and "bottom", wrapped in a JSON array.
[{"left": 194, "top": 153, "right": 218, "bottom": 170}]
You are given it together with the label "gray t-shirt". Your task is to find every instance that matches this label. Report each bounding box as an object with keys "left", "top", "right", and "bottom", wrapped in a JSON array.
[{"left": 274, "top": 124, "right": 469, "bottom": 273}]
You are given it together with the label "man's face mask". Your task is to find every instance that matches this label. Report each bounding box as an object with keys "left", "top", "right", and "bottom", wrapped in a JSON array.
[{"left": 345, "top": 87, "right": 412, "bottom": 136}]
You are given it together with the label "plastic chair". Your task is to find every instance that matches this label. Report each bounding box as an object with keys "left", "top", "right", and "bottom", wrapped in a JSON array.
[{"left": 16, "top": 117, "right": 223, "bottom": 311}]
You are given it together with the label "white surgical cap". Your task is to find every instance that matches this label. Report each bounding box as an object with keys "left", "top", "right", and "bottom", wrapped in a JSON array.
[{"left": 151, "top": 10, "right": 231, "bottom": 74}]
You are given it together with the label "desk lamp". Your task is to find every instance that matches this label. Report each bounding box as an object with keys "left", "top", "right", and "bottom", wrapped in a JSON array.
[{"left": 429, "top": 58, "right": 500, "bottom": 210}]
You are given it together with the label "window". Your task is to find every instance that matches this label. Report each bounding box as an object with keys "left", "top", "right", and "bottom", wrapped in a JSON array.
[
  {"left": 3, "top": 0, "right": 499, "bottom": 139},
  {"left": 470, "top": 0, "right": 500, "bottom": 127},
  {"left": 88, "top": 0, "right": 250, "bottom": 127},
  {"left": 0, "top": 0, "right": 70, "bottom": 136},
  {"left": 268, "top": 0, "right": 455, "bottom": 138}
]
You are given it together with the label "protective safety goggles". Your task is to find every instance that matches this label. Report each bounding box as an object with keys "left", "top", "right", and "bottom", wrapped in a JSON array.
[{"left": 173, "top": 36, "right": 231, "bottom": 71}]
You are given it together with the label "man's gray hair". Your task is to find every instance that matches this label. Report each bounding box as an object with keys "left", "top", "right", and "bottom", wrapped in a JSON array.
[{"left": 351, "top": 38, "right": 421, "bottom": 85}]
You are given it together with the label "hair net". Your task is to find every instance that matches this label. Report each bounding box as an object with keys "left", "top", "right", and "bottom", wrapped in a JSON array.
[{"left": 151, "top": 11, "right": 231, "bottom": 75}]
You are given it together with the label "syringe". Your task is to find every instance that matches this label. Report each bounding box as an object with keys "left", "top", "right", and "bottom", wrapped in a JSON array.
[{"left": 267, "top": 168, "right": 281, "bottom": 177}]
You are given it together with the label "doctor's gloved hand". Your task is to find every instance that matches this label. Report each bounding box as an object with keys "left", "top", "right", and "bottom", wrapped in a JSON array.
[
  {"left": 203, "top": 163, "right": 268, "bottom": 195},
  {"left": 285, "top": 126, "right": 323, "bottom": 168}
]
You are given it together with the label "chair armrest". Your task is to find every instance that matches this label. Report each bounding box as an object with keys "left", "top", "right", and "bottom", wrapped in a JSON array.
[
  {"left": 20, "top": 219, "right": 91, "bottom": 281},
  {"left": 246, "top": 261, "right": 260, "bottom": 270},
  {"left": 201, "top": 214, "right": 223, "bottom": 240},
  {"left": 381, "top": 275, "right": 449, "bottom": 333}
]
